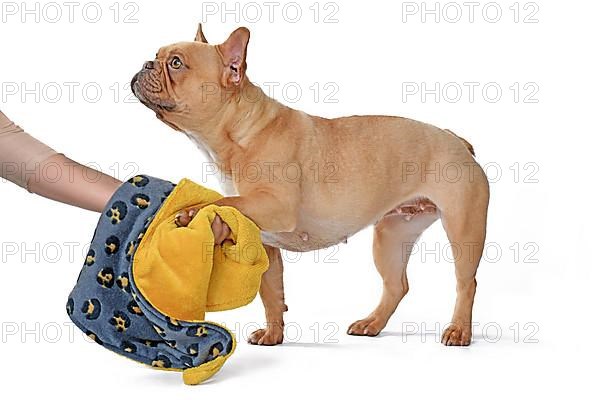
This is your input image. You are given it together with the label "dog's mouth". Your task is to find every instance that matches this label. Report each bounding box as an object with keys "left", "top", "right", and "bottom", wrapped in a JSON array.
[
  {"left": 130, "top": 72, "right": 141, "bottom": 99},
  {"left": 131, "top": 72, "right": 184, "bottom": 131},
  {"left": 131, "top": 72, "right": 177, "bottom": 113}
]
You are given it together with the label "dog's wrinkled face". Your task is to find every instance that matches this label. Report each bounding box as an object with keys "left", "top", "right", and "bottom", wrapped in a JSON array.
[{"left": 131, "top": 24, "right": 250, "bottom": 133}]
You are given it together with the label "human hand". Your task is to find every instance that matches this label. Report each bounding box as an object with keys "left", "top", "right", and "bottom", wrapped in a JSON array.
[{"left": 175, "top": 208, "right": 232, "bottom": 245}]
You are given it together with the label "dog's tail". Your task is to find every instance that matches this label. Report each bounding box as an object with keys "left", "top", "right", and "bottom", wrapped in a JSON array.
[{"left": 445, "top": 129, "right": 475, "bottom": 157}]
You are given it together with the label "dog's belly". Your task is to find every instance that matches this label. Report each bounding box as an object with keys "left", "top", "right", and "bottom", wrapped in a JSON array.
[
  {"left": 260, "top": 208, "right": 374, "bottom": 252},
  {"left": 260, "top": 230, "right": 352, "bottom": 252},
  {"left": 259, "top": 197, "right": 440, "bottom": 252}
]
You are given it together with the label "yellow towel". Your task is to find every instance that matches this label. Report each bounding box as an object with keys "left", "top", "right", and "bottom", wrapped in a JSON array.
[{"left": 133, "top": 178, "right": 269, "bottom": 322}]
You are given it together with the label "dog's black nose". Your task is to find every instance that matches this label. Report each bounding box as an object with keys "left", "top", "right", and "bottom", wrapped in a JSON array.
[{"left": 144, "top": 61, "right": 154, "bottom": 70}]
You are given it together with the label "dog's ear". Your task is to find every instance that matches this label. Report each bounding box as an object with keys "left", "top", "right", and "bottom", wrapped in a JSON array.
[
  {"left": 217, "top": 27, "right": 250, "bottom": 87},
  {"left": 194, "top": 23, "right": 208, "bottom": 43}
]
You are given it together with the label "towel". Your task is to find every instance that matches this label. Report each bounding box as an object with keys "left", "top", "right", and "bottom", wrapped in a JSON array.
[{"left": 67, "top": 175, "right": 269, "bottom": 384}]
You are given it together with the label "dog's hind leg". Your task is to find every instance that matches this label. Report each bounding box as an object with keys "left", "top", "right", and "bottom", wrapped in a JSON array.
[
  {"left": 347, "top": 202, "right": 439, "bottom": 336},
  {"left": 438, "top": 168, "right": 489, "bottom": 346}
]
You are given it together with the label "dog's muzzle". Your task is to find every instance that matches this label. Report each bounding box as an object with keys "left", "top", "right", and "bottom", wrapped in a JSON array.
[
  {"left": 131, "top": 60, "right": 156, "bottom": 95},
  {"left": 130, "top": 63, "right": 177, "bottom": 112}
]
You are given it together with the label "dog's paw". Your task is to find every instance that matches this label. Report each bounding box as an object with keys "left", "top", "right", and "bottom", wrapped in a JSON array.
[
  {"left": 441, "top": 324, "right": 472, "bottom": 346},
  {"left": 174, "top": 208, "right": 199, "bottom": 227},
  {"left": 248, "top": 327, "right": 284, "bottom": 346},
  {"left": 347, "top": 316, "right": 385, "bottom": 337}
]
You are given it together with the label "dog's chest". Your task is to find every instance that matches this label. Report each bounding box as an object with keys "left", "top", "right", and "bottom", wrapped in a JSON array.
[
  {"left": 219, "top": 175, "right": 238, "bottom": 196},
  {"left": 185, "top": 132, "right": 239, "bottom": 196},
  {"left": 184, "top": 133, "right": 357, "bottom": 251}
]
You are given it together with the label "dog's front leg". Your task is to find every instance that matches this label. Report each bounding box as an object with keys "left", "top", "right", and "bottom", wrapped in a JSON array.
[
  {"left": 212, "top": 193, "right": 298, "bottom": 233},
  {"left": 248, "top": 245, "right": 287, "bottom": 345},
  {"left": 174, "top": 191, "right": 296, "bottom": 346},
  {"left": 214, "top": 195, "right": 292, "bottom": 345},
  {"left": 176, "top": 192, "right": 298, "bottom": 233}
]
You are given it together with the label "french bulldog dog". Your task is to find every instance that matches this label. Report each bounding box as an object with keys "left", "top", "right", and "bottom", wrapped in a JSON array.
[{"left": 131, "top": 25, "right": 490, "bottom": 346}]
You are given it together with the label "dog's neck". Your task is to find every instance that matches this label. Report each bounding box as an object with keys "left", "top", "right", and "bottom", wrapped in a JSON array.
[{"left": 185, "top": 80, "right": 285, "bottom": 171}]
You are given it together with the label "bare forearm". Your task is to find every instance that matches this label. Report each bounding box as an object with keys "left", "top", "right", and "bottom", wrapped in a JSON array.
[
  {"left": 28, "top": 153, "right": 121, "bottom": 212},
  {"left": 1, "top": 111, "right": 122, "bottom": 212}
]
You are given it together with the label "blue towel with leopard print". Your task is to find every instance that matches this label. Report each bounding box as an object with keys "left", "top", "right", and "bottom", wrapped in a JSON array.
[{"left": 67, "top": 175, "right": 235, "bottom": 384}]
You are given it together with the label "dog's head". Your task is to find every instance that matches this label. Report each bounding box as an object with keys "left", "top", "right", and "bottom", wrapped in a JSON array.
[{"left": 131, "top": 24, "right": 250, "bottom": 133}]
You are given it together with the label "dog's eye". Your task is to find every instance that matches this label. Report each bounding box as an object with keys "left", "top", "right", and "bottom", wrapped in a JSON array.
[{"left": 170, "top": 56, "right": 183, "bottom": 69}]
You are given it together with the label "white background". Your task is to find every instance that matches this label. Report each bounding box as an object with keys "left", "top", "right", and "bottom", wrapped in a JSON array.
[{"left": 1, "top": 0, "right": 598, "bottom": 398}]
